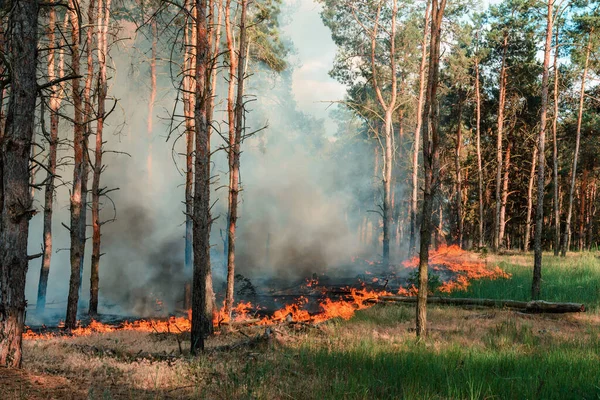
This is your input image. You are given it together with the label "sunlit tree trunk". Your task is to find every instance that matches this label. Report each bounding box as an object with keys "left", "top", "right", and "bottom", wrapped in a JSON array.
[
  {"left": 493, "top": 32, "right": 508, "bottom": 252},
  {"left": 561, "top": 32, "right": 591, "bottom": 257},
  {"left": 532, "top": 0, "right": 553, "bottom": 300},
  {"left": 90, "top": 0, "right": 110, "bottom": 316},
  {"left": 552, "top": 21, "right": 561, "bottom": 256},
  {"left": 416, "top": 0, "right": 446, "bottom": 338},
  {"left": 38, "top": 6, "right": 66, "bottom": 313},
  {"left": 65, "top": 1, "right": 86, "bottom": 330},
  {"left": 498, "top": 140, "right": 511, "bottom": 249},
  {"left": 455, "top": 97, "right": 463, "bottom": 248},
  {"left": 0, "top": 0, "right": 38, "bottom": 368},
  {"left": 474, "top": 45, "right": 484, "bottom": 248},
  {"left": 410, "top": 2, "right": 430, "bottom": 255}
]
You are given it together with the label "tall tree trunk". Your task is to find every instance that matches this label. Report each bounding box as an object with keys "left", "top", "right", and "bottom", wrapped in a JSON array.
[
  {"left": 147, "top": 19, "right": 157, "bottom": 180},
  {"left": 531, "top": 0, "right": 553, "bottom": 300},
  {"left": 225, "top": 0, "right": 248, "bottom": 316},
  {"left": 410, "top": 2, "right": 430, "bottom": 255},
  {"left": 524, "top": 145, "right": 538, "bottom": 251},
  {"left": 366, "top": 2, "right": 397, "bottom": 266},
  {"left": 552, "top": 21, "right": 561, "bottom": 256},
  {"left": 578, "top": 170, "right": 588, "bottom": 252},
  {"left": 416, "top": 0, "right": 446, "bottom": 338},
  {"left": 498, "top": 140, "right": 511, "bottom": 248},
  {"left": 90, "top": 0, "right": 110, "bottom": 316},
  {"left": 191, "top": 0, "right": 213, "bottom": 354},
  {"left": 474, "top": 46, "right": 484, "bottom": 248},
  {"left": 38, "top": 7, "right": 65, "bottom": 313},
  {"left": 455, "top": 97, "right": 463, "bottom": 248},
  {"left": 0, "top": 0, "right": 38, "bottom": 368},
  {"left": 183, "top": 0, "right": 196, "bottom": 308},
  {"left": 493, "top": 32, "right": 508, "bottom": 252},
  {"left": 561, "top": 32, "right": 591, "bottom": 257},
  {"left": 82, "top": 0, "right": 95, "bottom": 314},
  {"left": 65, "top": 1, "right": 86, "bottom": 330}
]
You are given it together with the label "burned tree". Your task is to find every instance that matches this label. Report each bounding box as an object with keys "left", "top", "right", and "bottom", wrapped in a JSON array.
[
  {"left": 416, "top": 0, "right": 446, "bottom": 338},
  {"left": 0, "top": 0, "right": 39, "bottom": 368},
  {"left": 191, "top": 0, "right": 213, "bottom": 354}
]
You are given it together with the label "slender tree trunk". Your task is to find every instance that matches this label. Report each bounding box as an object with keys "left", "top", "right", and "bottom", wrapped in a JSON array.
[
  {"left": 366, "top": 2, "right": 397, "bottom": 266},
  {"left": 524, "top": 145, "right": 538, "bottom": 251},
  {"left": 225, "top": 0, "right": 248, "bottom": 316},
  {"left": 65, "top": 2, "right": 85, "bottom": 330},
  {"left": 498, "top": 140, "right": 511, "bottom": 249},
  {"left": 494, "top": 32, "right": 508, "bottom": 252},
  {"left": 561, "top": 32, "right": 591, "bottom": 257},
  {"left": 578, "top": 170, "right": 588, "bottom": 252},
  {"left": 552, "top": 21, "right": 561, "bottom": 256},
  {"left": 410, "top": 3, "right": 430, "bottom": 255},
  {"left": 147, "top": 19, "right": 157, "bottom": 180},
  {"left": 416, "top": 0, "right": 446, "bottom": 338},
  {"left": 0, "top": 0, "right": 38, "bottom": 368},
  {"left": 90, "top": 0, "right": 110, "bottom": 316},
  {"left": 532, "top": 0, "right": 553, "bottom": 300},
  {"left": 455, "top": 97, "right": 463, "bottom": 248},
  {"left": 183, "top": 0, "right": 195, "bottom": 308},
  {"left": 38, "top": 7, "right": 64, "bottom": 313},
  {"left": 474, "top": 49, "right": 484, "bottom": 248},
  {"left": 191, "top": 0, "right": 213, "bottom": 354}
]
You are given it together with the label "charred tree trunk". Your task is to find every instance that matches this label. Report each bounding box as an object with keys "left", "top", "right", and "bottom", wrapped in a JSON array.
[
  {"left": 532, "top": 1, "right": 553, "bottom": 300},
  {"left": 90, "top": 0, "right": 110, "bottom": 316},
  {"left": 410, "top": 3, "right": 430, "bottom": 255},
  {"left": 416, "top": 0, "right": 446, "bottom": 338},
  {"left": 561, "top": 32, "right": 591, "bottom": 257},
  {"left": 191, "top": 0, "right": 213, "bottom": 354},
  {"left": 65, "top": 2, "right": 86, "bottom": 330},
  {"left": 0, "top": 0, "right": 38, "bottom": 368},
  {"left": 493, "top": 32, "right": 508, "bottom": 252}
]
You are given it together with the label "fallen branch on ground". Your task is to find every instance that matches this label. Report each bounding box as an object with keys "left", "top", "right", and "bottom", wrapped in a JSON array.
[{"left": 374, "top": 296, "right": 585, "bottom": 313}]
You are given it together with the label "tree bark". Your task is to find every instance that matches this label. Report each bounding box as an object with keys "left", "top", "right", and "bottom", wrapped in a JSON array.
[
  {"left": 90, "top": 0, "right": 110, "bottom": 316},
  {"left": 225, "top": 0, "right": 248, "bottom": 316},
  {"left": 524, "top": 145, "right": 538, "bottom": 251},
  {"left": 38, "top": 6, "right": 65, "bottom": 313},
  {"left": 410, "top": 3, "right": 430, "bottom": 255},
  {"left": 498, "top": 140, "right": 511, "bottom": 248},
  {"left": 493, "top": 32, "right": 508, "bottom": 252},
  {"left": 191, "top": 0, "right": 213, "bottom": 354},
  {"left": 455, "top": 97, "right": 463, "bottom": 248},
  {"left": 65, "top": 1, "right": 86, "bottom": 330},
  {"left": 532, "top": 0, "right": 553, "bottom": 300},
  {"left": 552, "top": 20, "right": 561, "bottom": 256},
  {"left": 0, "top": 0, "right": 38, "bottom": 368},
  {"left": 416, "top": 0, "right": 446, "bottom": 338},
  {"left": 561, "top": 31, "right": 591, "bottom": 257},
  {"left": 474, "top": 43, "right": 484, "bottom": 248}
]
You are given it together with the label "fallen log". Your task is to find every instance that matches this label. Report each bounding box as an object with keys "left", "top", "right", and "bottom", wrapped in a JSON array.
[{"left": 376, "top": 296, "right": 585, "bottom": 313}]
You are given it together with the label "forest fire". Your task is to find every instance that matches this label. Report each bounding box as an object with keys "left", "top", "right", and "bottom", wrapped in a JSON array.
[{"left": 23, "top": 248, "right": 509, "bottom": 340}]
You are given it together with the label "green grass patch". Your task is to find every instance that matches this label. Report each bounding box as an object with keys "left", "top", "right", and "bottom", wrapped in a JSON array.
[{"left": 448, "top": 252, "right": 600, "bottom": 311}]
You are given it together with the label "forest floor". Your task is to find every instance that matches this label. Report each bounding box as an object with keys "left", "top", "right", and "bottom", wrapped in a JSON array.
[{"left": 3, "top": 252, "right": 600, "bottom": 399}]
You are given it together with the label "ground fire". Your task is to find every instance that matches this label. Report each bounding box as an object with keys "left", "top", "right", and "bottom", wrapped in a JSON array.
[{"left": 23, "top": 246, "right": 510, "bottom": 340}]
